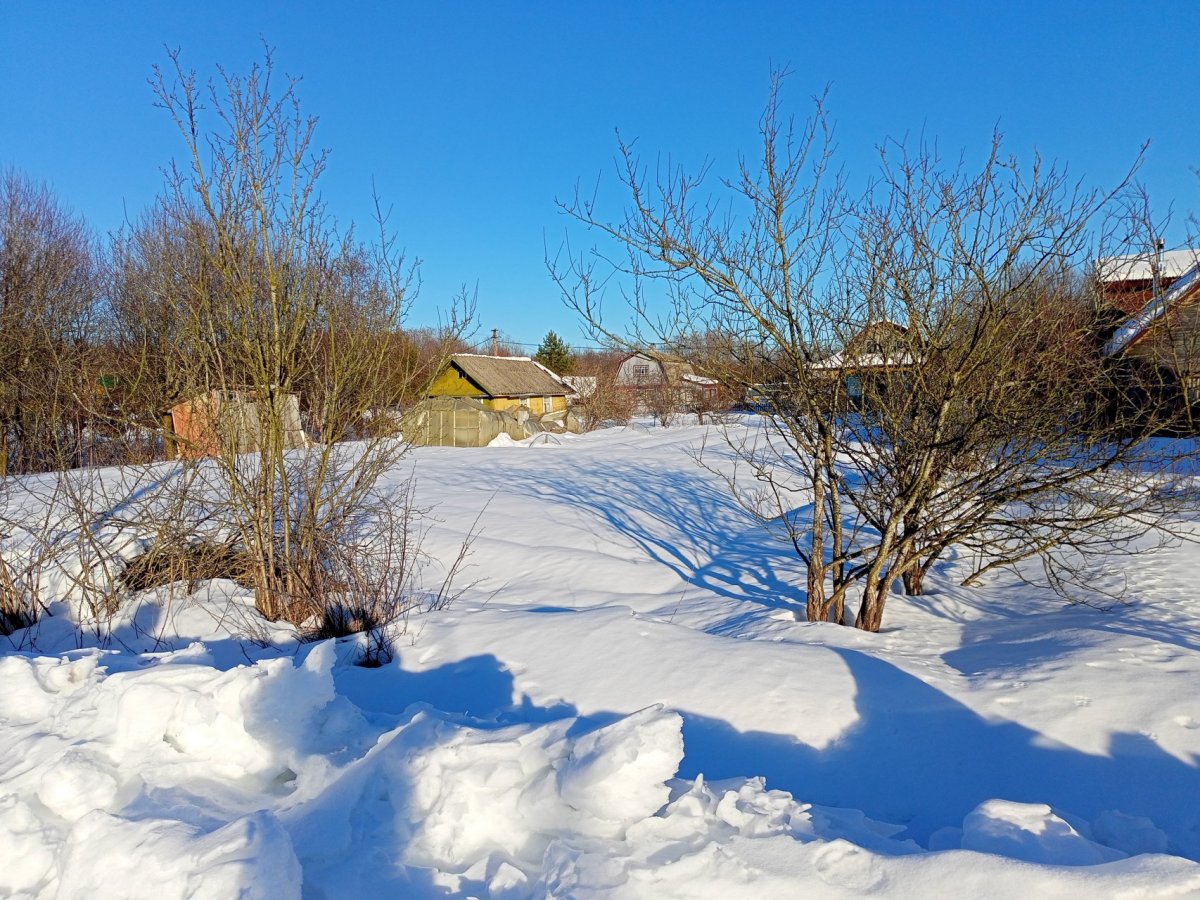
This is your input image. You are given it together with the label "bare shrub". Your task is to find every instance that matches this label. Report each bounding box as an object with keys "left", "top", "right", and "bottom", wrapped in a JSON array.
[
  {"left": 288, "top": 477, "right": 479, "bottom": 667},
  {"left": 573, "top": 371, "right": 634, "bottom": 430},
  {"left": 120, "top": 538, "right": 252, "bottom": 593},
  {"left": 136, "top": 47, "right": 470, "bottom": 626}
]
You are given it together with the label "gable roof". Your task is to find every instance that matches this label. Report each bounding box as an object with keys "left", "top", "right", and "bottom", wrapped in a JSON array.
[
  {"left": 619, "top": 351, "right": 701, "bottom": 385},
  {"left": 448, "top": 354, "right": 569, "bottom": 398},
  {"left": 1103, "top": 262, "right": 1200, "bottom": 356}
]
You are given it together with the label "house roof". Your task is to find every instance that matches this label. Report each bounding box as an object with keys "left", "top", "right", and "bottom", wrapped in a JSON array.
[
  {"left": 1097, "top": 249, "right": 1200, "bottom": 284},
  {"left": 811, "top": 320, "right": 917, "bottom": 370},
  {"left": 660, "top": 358, "right": 697, "bottom": 384},
  {"left": 448, "top": 354, "right": 569, "bottom": 398},
  {"left": 1103, "top": 262, "right": 1200, "bottom": 356}
]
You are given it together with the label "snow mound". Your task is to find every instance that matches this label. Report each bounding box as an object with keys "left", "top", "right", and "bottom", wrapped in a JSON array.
[
  {"left": 961, "top": 799, "right": 1126, "bottom": 865},
  {"left": 56, "top": 810, "right": 300, "bottom": 900}
]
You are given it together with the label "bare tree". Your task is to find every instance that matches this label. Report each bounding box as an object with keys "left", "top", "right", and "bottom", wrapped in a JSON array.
[
  {"left": 552, "top": 76, "right": 860, "bottom": 623},
  {"left": 834, "top": 145, "right": 1194, "bottom": 629},
  {"left": 0, "top": 169, "right": 98, "bottom": 475},
  {"left": 136, "top": 46, "right": 469, "bottom": 627},
  {"left": 554, "top": 73, "right": 1195, "bottom": 632}
]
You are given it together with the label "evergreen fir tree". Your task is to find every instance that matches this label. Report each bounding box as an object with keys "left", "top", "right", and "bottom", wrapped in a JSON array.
[{"left": 534, "top": 330, "right": 574, "bottom": 374}]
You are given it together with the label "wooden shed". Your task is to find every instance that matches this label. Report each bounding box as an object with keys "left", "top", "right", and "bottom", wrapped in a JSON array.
[
  {"left": 427, "top": 354, "right": 570, "bottom": 415},
  {"left": 169, "top": 389, "right": 308, "bottom": 459}
]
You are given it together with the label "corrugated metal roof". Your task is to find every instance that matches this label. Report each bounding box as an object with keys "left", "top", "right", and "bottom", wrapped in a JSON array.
[{"left": 449, "top": 354, "right": 569, "bottom": 398}]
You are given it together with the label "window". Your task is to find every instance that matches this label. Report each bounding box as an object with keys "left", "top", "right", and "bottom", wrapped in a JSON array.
[
  {"left": 633, "top": 364, "right": 650, "bottom": 377},
  {"left": 1185, "top": 376, "right": 1200, "bottom": 408},
  {"left": 543, "top": 396, "right": 554, "bottom": 412}
]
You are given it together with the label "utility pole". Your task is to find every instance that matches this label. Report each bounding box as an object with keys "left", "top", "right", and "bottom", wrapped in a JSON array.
[
  {"left": 491, "top": 328, "right": 500, "bottom": 355},
  {"left": 1152, "top": 237, "right": 1165, "bottom": 301}
]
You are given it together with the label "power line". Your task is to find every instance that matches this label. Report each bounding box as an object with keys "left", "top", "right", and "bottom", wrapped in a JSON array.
[{"left": 467, "top": 336, "right": 613, "bottom": 354}]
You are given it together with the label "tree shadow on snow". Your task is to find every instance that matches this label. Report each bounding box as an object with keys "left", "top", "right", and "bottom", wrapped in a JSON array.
[
  {"left": 936, "top": 586, "right": 1200, "bottom": 671},
  {"left": 522, "top": 461, "right": 808, "bottom": 616},
  {"left": 675, "top": 645, "right": 1200, "bottom": 860}
]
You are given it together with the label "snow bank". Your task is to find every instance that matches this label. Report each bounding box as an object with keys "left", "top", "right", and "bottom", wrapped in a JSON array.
[
  {"left": 960, "top": 800, "right": 1126, "bottom": 865},
  {"left": 3, "top": 638, "right": 1197, "bottom": 898},
  {"left": 288, "top": 703, "right": 685, "bottom": 895}
]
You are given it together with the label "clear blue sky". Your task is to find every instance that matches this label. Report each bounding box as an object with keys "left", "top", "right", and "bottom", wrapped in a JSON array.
[{"left": 2, "top": 1, "right": 1197, "bottom": 350}]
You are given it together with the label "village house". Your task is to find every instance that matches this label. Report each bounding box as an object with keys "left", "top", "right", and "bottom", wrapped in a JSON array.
[
  {"left": 1099, "top": 248, "right": 1200, "bottom": 427},
  {"left": 426, "top": 354, "right": 571, "bottom": 416},
  {"left": 614, "top": 350, "right": 720, "bottom": 414},
  {"left": 403, "top": 354, "right": 578, "bottom": 447},
  {"left": 1096, "top": 248, "right": 1200, "bottom": 317},
  {"left": 809, "top": 320, "right": 916, "bottom": 408}
]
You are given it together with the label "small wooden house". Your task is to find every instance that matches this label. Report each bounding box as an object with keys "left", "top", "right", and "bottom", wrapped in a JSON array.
[
  {"left": 614, "top": 351, "right": 720, "bottom": 412},
  {"left": 427, "top": 354, "right": 571, "bottom": 415},
  {"left": 169, "top": 389, "right": 307, "bottom": 459},
  {"left": 810, "top": 320, "right": 916, "bottom": 407}
]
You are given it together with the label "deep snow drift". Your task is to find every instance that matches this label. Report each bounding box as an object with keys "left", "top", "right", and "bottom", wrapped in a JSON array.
[{"left": 2, "top": 421, "right": 1199, "bottom": 898}]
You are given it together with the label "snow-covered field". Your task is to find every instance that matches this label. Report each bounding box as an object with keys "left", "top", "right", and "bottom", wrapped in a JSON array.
[{"left": 2, "top": 420, "right": 1200, "bottom": 898}]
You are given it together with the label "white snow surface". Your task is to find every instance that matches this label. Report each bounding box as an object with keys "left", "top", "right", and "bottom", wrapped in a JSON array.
[{"left": 2, "top": 420, "right": 1200, "bottom": 898}]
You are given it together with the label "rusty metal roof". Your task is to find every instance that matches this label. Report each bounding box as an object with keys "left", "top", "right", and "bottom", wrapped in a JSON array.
[{"left": 449, "top": 354, "right": 569, "bottom": 398}]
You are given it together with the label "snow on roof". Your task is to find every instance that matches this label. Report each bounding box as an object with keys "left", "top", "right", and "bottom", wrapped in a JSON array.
[
  {"left": 1103, "top": 262, "right": 1200, "bottom": 356},
  {"left": 561, "top": 375, "right": 597, "bottom": 397},
  {"left": 809, "top": 350, "right": 916, "bottom": 371},
  {"left": 1096, "top": 249, "right": 1200, "bottom": 283}
]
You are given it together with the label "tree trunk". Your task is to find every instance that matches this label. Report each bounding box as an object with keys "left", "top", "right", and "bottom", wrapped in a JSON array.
[
  {"left": 830, "top": 581, "right": 848, "bottom": 626},
  {"left": 805, "top": 470, "right": 828, "bottom": 621},
  {"left": 902, "top": 564, "right": 925, "bottom": 596},
  {"left": 161, "top": 412, "right": 179, "bottom": 459},
  {"left": 900, "top": 512, "right": 925, "bottom": 596},
  {"left": 805, "top": 557, "right": 828, "bottom": 622},
  {"left": 854, "top": 577, "right": 888, "bottom": 632}
]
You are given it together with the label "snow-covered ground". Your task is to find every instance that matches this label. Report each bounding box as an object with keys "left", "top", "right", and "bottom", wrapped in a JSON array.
[{"left": 2, "top": 420, "right": 1200, "bottom": 898}]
